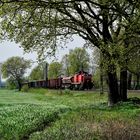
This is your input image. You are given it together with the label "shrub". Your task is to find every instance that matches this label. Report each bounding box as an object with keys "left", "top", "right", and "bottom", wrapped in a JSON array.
[
  {"left": 21, "top": 85, "right": 29, "bottom": 92},
  {"left": 6, "top": 78, "right": 17, "bottom": 90}
]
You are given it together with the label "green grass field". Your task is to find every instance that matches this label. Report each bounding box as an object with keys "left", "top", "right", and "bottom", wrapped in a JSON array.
[{"left": 0, "top": 89, "right": 140, "bottom": 140}]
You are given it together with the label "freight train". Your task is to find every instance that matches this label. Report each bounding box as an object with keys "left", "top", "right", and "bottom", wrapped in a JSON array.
[{"left": 24, "top": 70, "right": 93, "bottom": 90}]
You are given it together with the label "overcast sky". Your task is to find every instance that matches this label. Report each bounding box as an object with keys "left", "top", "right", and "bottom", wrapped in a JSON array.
[{"left": 0, "top": 36, "right": 86, "bottom": 64}]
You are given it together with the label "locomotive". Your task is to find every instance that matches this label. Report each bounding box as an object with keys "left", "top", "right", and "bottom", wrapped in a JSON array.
[
  {"left": 24, "top": 70, "right": 93, "bottom": 90},
  {"left": 62, "top": 71, "right": 93, "bottom": 90}
]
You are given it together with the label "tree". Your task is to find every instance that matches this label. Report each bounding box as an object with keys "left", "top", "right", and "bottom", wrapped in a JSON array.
[
  {"left": 48, "top": 62, "right": 62, "bottom": 79},
  {"left": 127, "top": 47, "right": 140, "bottom": 90},
  {"left": 61, "top": 54, "right": 70, "bottom": 76},
  {"left": 2, "top": 56, "right": 31, "bottom": 91},
  {"left": 68, "top": 47, "right": 90, "bottom": 74},
  {"left": 61, "top": 47, "right": 90, "bottom": 76},
  {"left": 90, "top": 47, "right": 105, "bottom": 94},
  {"left": 29, "top": 62, "right": 46, "bottom": 80},
  {"left": 0, "top": 0, "right": 140, "bottom": 105}
]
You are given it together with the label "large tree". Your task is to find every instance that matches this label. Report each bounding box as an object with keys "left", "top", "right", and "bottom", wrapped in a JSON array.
[
  {"left": 0, "top": 0, "right": 140, "bottom": 105},
  {"left": 2, "top": 56, "right": 31, "bottom": 91}
]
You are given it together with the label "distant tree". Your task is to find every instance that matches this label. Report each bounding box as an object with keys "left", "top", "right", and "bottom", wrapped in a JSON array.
[
  {"left": 127, "top": 47, "right": 140, "bottom": 89},
  {"left": 68, "top": 47, "right": 90, "bottom": 75},
  {"left": 2, "top": 56, "right": 31, "bottom": 91},
  {"left": 92, "top": 47, "right": 104, "bottom": 93},
  {"left": 61, "top": 54, "right": 70, "bottom": 76},
  {"left": 48, "top": 62, "right": 62, "bottom": 79},
  {"left": 29, "top": 62, "right": 47, "bottom": 80}
]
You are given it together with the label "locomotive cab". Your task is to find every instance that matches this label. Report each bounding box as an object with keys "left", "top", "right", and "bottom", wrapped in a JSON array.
[{"left": 72, "top": 71, "right": 93, "bottom": 90}]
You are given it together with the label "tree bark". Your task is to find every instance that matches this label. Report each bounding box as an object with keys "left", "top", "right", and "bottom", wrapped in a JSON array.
[
  {"left": 127, "top": 72, "right": 132, "bottom": 90},
  {"left": 120, "top": 69, "right": 127, "bottom": 101},
  {"left": 100, "top": 52, "right": 104, "bottom": 94},
  {"left": 107, "top": 71, "right": 120, "bottom": 106},
  {"left": 100, "top": 71, "right": 104, "bottom": 94},
  {"left": 17, "top": 80, "right": 22, "bottom": 91},
  {"left": 136, "top": 74, "right": 140, "bottom": 90}
]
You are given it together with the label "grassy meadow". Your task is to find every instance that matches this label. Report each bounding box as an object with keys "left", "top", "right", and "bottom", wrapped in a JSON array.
[{"left": 0, "top": 88, "right": 140, "bottom": 140}]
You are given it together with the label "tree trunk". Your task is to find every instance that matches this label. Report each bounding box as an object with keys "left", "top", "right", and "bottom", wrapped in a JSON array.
[
  {"left": 100, "top": 71, "right": 104, "bottom": 94},
  {"left": 107, "top": 71, "right": 120, "bottom": 106},
  {"left": 120, "top": 69, "right": 127, "bottom": 101},
  {"left": 100, "top": 52, "right": 104, "bottom": 94},
  {"left": 102, "top": 5, "right": 120, "bottom": 105},
  {"left": 136, "top": 74, "right": 140, "bottom": 90},
  {"left": 17, "top": 80, "right": 22, "bottom": 91},
  {"left": 127, "top": 72, "right": 132, "bottom": 90}
]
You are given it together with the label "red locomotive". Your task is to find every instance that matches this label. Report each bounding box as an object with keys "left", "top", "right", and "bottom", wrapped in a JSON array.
[
  {"left": 24, "top": 70, "right": 93, "bottom": 90},
  {"left": 62, "top": 71, "right": 93, "bottom": 90}
]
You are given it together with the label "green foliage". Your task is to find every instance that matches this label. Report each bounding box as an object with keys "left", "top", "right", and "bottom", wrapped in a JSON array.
[
  {"left": 93, "top": 68, "right": 108, "bottom": 89},
  {"left": 61, "top": 47, "right": 90, "bottom": 76},
  {"left": 21, "top": 84, "right": 29, "bottom": 92},
  {"left": 93, "top": 69, "right": 100, "bottom": 88},
  {"left": 48, "top": 62, "right": 62, "bottom": 79},
  {"left": 5, "top": 78, "right": 17, "bottom": 90},
  {"left": 68, "top": 47, "right": 90, "bottom": 74},
  {"left": 69, "top": 47, "right": 89, "bottom": 73},
  {"left": 61, "top": 54, "right": 70, "bottom": 76},
  {"left": 127, "top": 47, "right": 140, "bottom": 75},
  {"left": 29, "top": 65, "right": 44, "bottom": 80},
  {"left": 1, "top": 56, "right": 31, "bottom": 90},
  {"left": 2, "top": 56, "right": 30, "bottom": 78}
]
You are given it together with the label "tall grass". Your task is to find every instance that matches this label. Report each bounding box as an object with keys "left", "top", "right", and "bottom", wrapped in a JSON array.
[
  {"left": 30, "top": 102, "right": 140, "bottom": 140},
  {"left": 0, "top": 89, "right": 140, "bottom": 140}
]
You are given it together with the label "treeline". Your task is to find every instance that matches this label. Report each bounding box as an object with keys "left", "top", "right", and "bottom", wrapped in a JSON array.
[
  {"left": 30, "top": 47, "right": 90, "bottom": 80},
  {"left": 1, "top": 47, "right": 139, "bottom": 92},
  {"left": 1, "top": 47, "right": 91, "bottom": 90}
]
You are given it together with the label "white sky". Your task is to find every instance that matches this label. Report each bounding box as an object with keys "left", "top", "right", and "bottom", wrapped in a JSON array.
[
  {"left": 0, "top": 36, "right": 86, "bottom": 64},
  {"left": 0, "top": 41, "right": 37, "bottom": 63}
]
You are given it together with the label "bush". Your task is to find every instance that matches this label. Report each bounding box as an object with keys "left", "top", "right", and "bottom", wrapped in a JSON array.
[
  {"left": 21, "top": 85, "right": 29, "bottom": 92},
  {"left": 6, "top": 78, "right": 17, "bottom": 90}
]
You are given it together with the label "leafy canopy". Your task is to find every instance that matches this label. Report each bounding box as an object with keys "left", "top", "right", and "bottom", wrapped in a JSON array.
[
  {"left": 0, "top": 0, "right": 139, "bottom": 62},
  {"left": 68, "top": 47, "right": 90, "bottom": 74},
  {"left": 48, "top": 62, "right": 62, "bottom": 79},
  {"left": 29, "top": 64, "right": 44, "bottom": 80},
  {"left": 2, "top": 56, "right": 31, "bottom": 90},
  {"left": 2, "top": 56, "right": 31, "bottom": 79}
]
